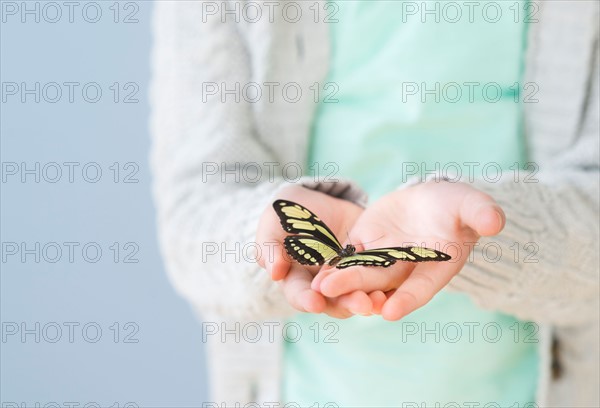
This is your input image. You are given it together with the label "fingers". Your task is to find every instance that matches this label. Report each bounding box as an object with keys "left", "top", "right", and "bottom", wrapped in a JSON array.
[
  {"left": 325, "top": 291, "right": 373, "bottom": 318},
  {"left": 369, "top": 290, "right": 387, "bottom": 315},
  {"left": 310, "top": 264, "right": 336, "bottom": 291},
  {"left": 460, "top": 191, "right": 505, "bottom": 237},
  {"left": 256, "top": 234, "right": 291, "bottom": 279},
  {"left": 280, "top": 265, "right": 374, "bottom": 317},
  {"left": 267, "top": 243, "right": 291, "bottom": 281},
  {"left": 381, "top": 264, "right": 455, "bottom": 321},
  {"left": 255, "top": 200, "right": 296, "bottom": 280},
  {"left": 258, "top": 239, "right": 306, "bottom": 281},
  {"left": 280, "top": 265, "right": 326, "bottom": 313},
  {"left": 316, "top": 263, "right": 415, "bottom": 298}
]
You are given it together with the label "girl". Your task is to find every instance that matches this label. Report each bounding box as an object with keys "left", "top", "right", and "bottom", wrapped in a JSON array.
[{"left": 150, "top": 1, "right": 599, "bottom": 406}]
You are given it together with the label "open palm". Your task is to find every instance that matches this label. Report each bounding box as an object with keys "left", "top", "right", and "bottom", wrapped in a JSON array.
[
  {"left": 311, "top": 180, "right": 506, "bottom": 320},
  {"left": 256, "top": 185, "right": 374, "bottom": 318}
]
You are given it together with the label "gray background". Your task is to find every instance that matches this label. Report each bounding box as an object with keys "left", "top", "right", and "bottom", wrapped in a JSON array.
[{"left": 1, "top": 2, "right": 208, "bottom": 405}]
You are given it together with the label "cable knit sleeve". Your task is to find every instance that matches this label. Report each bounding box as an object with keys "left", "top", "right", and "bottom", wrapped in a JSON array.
[
  {"left": 447, "top": 36, "right": 600, "bottom": 328},
  {"left": 149, "top": 2, "right": 366, "bottom": 320}
]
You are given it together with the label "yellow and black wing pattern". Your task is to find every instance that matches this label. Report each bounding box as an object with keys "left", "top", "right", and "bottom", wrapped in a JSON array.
[
  {"left": 333, "top": 247, "right": 451, "bottom": 269},
  {"left": 283, "top": 236, "right": 339, "bottom": 266},
  {"left": 273, "top": 200, "right": 343, "bottom": 266},
  {"left": 272, "top": 200, "right": 451, "bottom": 269}
]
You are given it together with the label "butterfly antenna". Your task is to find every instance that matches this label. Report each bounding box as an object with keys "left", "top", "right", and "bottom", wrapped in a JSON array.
[
  {"left": 360, "top": 234, "right": 385, "bottom": 246},
  {"left": 344, "top": 231, "right": 384, "bottom": 246}
]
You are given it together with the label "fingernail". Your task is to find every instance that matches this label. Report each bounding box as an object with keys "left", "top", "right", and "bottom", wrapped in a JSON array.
[
  {"left": 266, "top": 263, "right": 275, "bottom": 279},
  {"left": 495, "top": 210, "right": 505, "bottom": 229}
]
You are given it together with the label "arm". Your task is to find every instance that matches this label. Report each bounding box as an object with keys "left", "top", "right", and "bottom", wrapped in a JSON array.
[
  {"left": 149, "top": 2, "right": 366, "bottom": 320},
  {"left": 313, "top": 39, "right": 599, "bottom": 326},
  {"left": 449, "top": 45, "right": 600, "bottom": 327}
]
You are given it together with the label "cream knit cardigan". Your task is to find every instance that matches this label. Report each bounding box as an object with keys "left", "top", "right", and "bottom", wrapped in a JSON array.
[{"left": 150, "top": 1, "right": 599, "bottom": 406}]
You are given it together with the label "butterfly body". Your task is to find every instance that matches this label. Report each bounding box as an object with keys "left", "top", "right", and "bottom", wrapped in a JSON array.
[{"left": 273, "top": 200, "right": 451, "bottom": 269}]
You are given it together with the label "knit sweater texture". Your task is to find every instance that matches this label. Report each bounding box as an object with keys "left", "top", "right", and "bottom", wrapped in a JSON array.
[{"left": 149, "top": 1, "right": 600, "bottom": 406}]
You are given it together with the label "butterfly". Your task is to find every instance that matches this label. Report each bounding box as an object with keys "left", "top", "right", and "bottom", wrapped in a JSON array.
[{"left": 273, "top": 199, "right": 451, "bottom": 269}]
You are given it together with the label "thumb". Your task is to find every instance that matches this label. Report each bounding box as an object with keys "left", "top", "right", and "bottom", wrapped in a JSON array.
[
  {"left": 259, "top": 240, "right": 291, "bottom": 281},
  {"left": 460, "top": 191, "right": 506, "bottom": 237}
]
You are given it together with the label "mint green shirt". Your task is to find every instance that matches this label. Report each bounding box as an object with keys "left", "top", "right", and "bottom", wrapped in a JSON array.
[{"left": 283, "top": 1, "right": 538, "bottom": 406}]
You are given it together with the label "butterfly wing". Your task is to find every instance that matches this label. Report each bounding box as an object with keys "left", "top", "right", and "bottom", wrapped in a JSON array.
[
  {"left": 272, "top": 200, "right": 452, "bottom": 269},
  {"left": 335, "top": 246, "right": 451, "bottom": 269},
  {"left": 284, "top": 236, "right": 341, "bottom": 266},
  {"left": 365, "top": 247, "right": 452, "bottom": 262},
  {"left": 273, "top": 200, "right": 343, "bottom": 252},
  {"left": 333, "top": 253, "right": 396, "bottom": 269}
]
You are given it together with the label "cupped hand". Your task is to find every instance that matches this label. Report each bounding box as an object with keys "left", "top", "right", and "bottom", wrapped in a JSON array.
[
  {"left": 311, "top": 180, "right": 505, "bottom": 321},
  {"left": 255, "top": 184, "right": 370, "bottom": 317}
]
